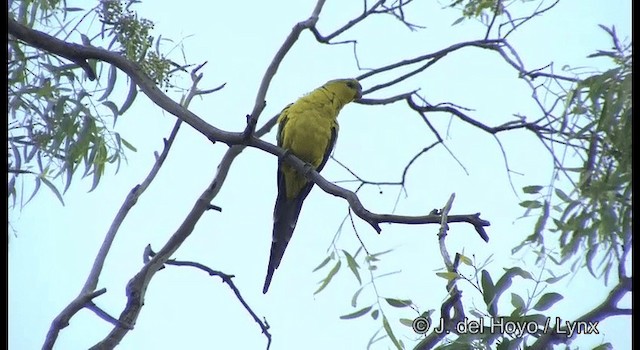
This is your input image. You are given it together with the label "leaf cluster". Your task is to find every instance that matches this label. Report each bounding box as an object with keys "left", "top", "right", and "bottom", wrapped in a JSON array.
[
  {"left": 8, "top": 0, "right": 179, "bottom": 209},
  {"left": 518, "top": 25, "right": 632, "bottom": 283}
]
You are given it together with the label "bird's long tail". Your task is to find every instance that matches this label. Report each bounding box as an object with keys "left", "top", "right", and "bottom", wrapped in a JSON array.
[{"left": 263, "top": 192, "right": 304, "bottom": 294}]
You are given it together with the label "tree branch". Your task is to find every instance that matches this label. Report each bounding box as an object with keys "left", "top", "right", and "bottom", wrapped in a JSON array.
[
  {"left": 414, "top": 196, "right": 468, "bottom": 350},
  {"left": 144, "top": 246, "right": 272, "bottom": 350},
  {"left": 531, "top": 276, "right": 632, "bottom": 348},
  {"left": 9, "top": 17, "right": 238, "bottom": 146},
  {"left": 42, "top": 289, "right": 107, "bottom": 349},
  {"left": 309, "top": 0, "right": 385, "bottom": 43},
  {"left": 244, "top": 0, "right": 327, "bottom": 138},
  {"left": 41, "top": 62, "right": 221, "bottom": 349}
]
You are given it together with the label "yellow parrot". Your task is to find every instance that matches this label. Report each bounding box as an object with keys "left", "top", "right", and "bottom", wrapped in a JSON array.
[{"left": 263, "top": 78, "right": 363, "bottom": 294}]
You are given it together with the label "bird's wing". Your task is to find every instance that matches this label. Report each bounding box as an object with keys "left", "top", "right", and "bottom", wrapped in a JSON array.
[
  {"left": 284, "top": 123, "right": 337, "bottom": 205},
  {"left": 263, "top": 115, "right": 337, "bottom": 294},
  {"left": 276, "top": 103, "right": 292, "bottom": 147}
]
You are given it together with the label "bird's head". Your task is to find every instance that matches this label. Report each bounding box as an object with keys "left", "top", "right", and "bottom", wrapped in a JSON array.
[{"left": 324, "top": 78, "right": 363, "bottom": 103}]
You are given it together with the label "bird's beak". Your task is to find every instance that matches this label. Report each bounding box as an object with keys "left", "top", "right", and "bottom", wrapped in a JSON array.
[{"left": 355, "top": 87, "right": 363, "bottom": 101}]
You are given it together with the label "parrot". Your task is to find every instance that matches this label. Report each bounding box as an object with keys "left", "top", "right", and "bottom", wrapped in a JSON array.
[{"left": 263, "top": 78, "right": 363, "bottom": 294}]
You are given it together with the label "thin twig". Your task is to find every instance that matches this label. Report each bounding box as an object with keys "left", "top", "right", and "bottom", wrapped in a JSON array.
[
  {"left": 145, "top": 247, "right": 272, "bottom": 350},
  {"left": 244, "top": 0, "right": 327, "bottom": 138}
]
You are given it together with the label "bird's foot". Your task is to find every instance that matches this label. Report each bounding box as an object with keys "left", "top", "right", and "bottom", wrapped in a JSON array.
[
  {"left": 302, "top": 162, "right": 314, "bottom": 176},
  {"left": 279, "top": 150, "right": 314, "bottom": 175},
  {"left": 279, "top": 149, "right": 292, "bottom": 161}
]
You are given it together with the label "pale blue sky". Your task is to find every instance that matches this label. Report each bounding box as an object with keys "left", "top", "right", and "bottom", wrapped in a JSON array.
[{"left": 9, "top": 0, "right": 631, "bottom": 349}]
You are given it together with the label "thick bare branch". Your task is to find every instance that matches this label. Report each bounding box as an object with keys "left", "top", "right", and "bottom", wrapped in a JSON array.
[{"left": 42, "top": 289, "right": 107, "bottom": 349}]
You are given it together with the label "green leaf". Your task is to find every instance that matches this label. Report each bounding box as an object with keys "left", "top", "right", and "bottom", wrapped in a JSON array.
[
  {"left": 523, "top": 185, "right": 543, "bottom": 194},
  {"left": 353, "top": 245, "right": 363, "bottom": 259},
  {"left": 481, "top": 270, "right": 494, "bottom": 298},
  {"left": 351, "top": 285, "right": 365, "bottom": 307},
  {"left": 99, "top": 64, "right": 118, "bottom": 102},
  {"left": 63, "top": 159, "right": 74, "bottom": 194},
  {"left": 603, "top": 261, "right": 612, "bottom": 286},
  {"left": 371, "top": 309, "right": 379, "bottom": 320},
  {"left": 555, "top": 188, "right": 572, "bottom": 202},
  {"left": 385, "top": 298, "right": 412, "bottom": 308},
  {"left": 340, "top": 306, "right": 372, "bottom": 320},
  {"left": 89, "top": 162, "right": 104, "bottom": 192},
  {"left": 421, "top": 310, "right": 435, "bottom": 319},
  {"left": 469, "top": 309, "right": 484, "bottom": 319},
  {"left": 533, "top": 292, "right": 563, "bottom": 311},
  {"left": 532, "top": 200, "right": 550, "bottom": 237},
  {"left": 519, "top": 200, "right": 543, "bottom": 209},
  {"left": 563, "top": 167, "right": 584, "bottom": 173},
  {"left": 25, "top": 176, "right": 42, "bottom": 206},
  {"left": 367, "top": 248, "right": 394, "bottom": 260},
  {"left": 552, "top": 218, "right": 564, "bottom": 231},
  {"left": 382, "top": 315, "right": 402, "bottom": 350},
  {"left": 9, "top": 141, "right": 21, "bottom": 174},
  {"left": 120, "top": 137, "right": 137, "bottom": 152},
  {"left": 544, "top": 273, "right": 569, "bottom": 284},
  {"left": 505, "top": 267, "right": 532, "bottom": 280},
  {"left": 83, "top": 141, "right": 98, "bottom": 178},
  {"left": 314, "top": 260, "right": 341, "bottom": 295},
  {"left": 599, "top": 206, "right": 618, "bottom": 237},
  {"left": 592, "top": 343, "right": 613, "bottom": 350},
  {"left": 458, "top": 254, "right": 472, "bottom": 266},
  {"left": 494, "top": 271, "right": 513, "bottom": 291},
  {"left": 8, "top": 178, "right": 16, "bottom": 208},
  {"left": 435, "top": 272, "right": 459, "bottom": 281},
  {"left": 510, "top": 293, "right": 525, "bottom": 310},
  {"left": 119, "top": 78, "right": 137, "bottom": 114},
  {"left": 343, "top": 249, "right": 362, "bottom": 284},
  {"left": 510, "top": 307, "right": 523, "bottom": 318},
  {"left": 560, "top": 200, "right": 580, "bottom": 222},
  {"left": 101, "top": 100, "right": 120, "bottom": 125},
  {"left": 312, "top": 255, "right": 332, "bottom": 272},
  {"left": 399, "top": 318, "right": 414, "bottom": 327},
  {"left": 496, "top": 339, "right": 513, "bottom": 350},
  {"left": 451, "top": 17, "right": 465, "bottom": 26},
  {"left": 40, "top": 176, "right": 65, "bottom": 205},
  {"left": 481, "top": 270, "right": 497, "bottom": 316},
  {"left": 585, "top": 246, "right": 598, "bottom": 277}
]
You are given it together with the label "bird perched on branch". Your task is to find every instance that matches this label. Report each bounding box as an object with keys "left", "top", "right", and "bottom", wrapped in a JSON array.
[{"left": 263, "top": 78, "right": 363, "bottom": 294}]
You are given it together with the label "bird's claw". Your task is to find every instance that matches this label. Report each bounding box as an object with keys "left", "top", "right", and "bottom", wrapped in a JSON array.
[
  {"left": 279, "top": 149, "right": 292, "bottom": 161},
  {"left": 302, "top": 162, "right": 314, "bottom": 176},
  {"left": 279, "top": 150, "right": 312, "bottom": 171}
]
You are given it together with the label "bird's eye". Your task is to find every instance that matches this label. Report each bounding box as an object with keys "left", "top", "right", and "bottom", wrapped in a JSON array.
[{"left": 346, "top": 81, "right": 357, "bottom": 89}]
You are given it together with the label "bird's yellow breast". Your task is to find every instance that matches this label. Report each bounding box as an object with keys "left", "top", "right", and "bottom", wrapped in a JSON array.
[
  {"left": 280, "top": 111, "right": 334, "bottom": 166},
  {"left": 278, "top": 96, "right": 340, "bottom": 199}
]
